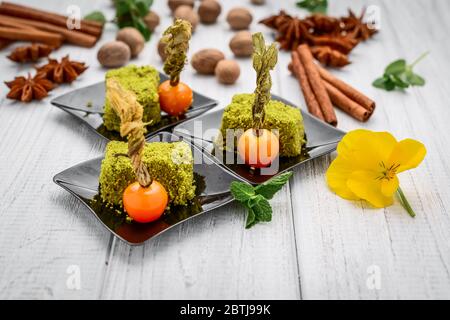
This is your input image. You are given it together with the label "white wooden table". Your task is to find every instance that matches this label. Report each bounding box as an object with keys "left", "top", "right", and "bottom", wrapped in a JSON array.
[{"left": 1, "top": 0, "right": 449, "bottom": 300}]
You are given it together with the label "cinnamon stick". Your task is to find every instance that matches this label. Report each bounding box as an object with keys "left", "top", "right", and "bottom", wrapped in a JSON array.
[
  {"left": 323, "top": 80, "right": 371, "bottom": 122},
  {"left": 317, "top": 64, "right": 375, "bottom": 112},
  {"left": 291, "top": 50, "right": 324, "bottom": 120},
  {"left": 0, "top": 14, "right": 97, "bottom": 47},
  {"left": 0, "top": 2, "right": 103, "bottom": 37},
  {"left": 0, "top": 18, "right": 36, "bottom": 30},
  {"left": 297, "top": 44, "right": 337, "bottom": 126},
  {"left": 0, "top": 26, "right": 63, "bottom": 47}
]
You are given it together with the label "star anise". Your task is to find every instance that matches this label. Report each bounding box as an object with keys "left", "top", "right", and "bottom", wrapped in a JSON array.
[
  {"left": 310, "top": 46, "right": 350, "bottom": 67},
  {"left": 7, "top": 44, "right": 53, "bottom": 63},
  {"left": 5, "top": 73, "right": 54, "bottom": 102},
  {"left": 341, "top": 9, "right": 378, "bottom": 41},
  {"left": 260, "top": 10, "right": 311, "bottom": 51},
  {"left": 304, "top": 14, "right": 340, "bottom": 35},
  {"left": 36, "top": 55, "right": 88, "bottom": 84}
]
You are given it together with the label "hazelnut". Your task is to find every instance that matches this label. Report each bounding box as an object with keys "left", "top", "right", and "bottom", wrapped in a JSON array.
[
  {"left": 229, "top": 31, "right": 253, "bottom": 57},
  {"left": 168, "top": 0, "right": 194, "bottom": 12},
  {"left": 116, "top": 27, "right": 145, "bottom": 57},
  {"left": 251, "top": 0, "right": 265, "bottom": 4},
  {"left": 158, "top": 38, "right": 167, "bottom": 61},
  {"left": 191, "top": 49, "right": 225, "bottom": 74},
  {"left": 144, "top": 10, "right": 160, "bottom": 32},
  {"left": 198, "top": 0, "right": 221, "bottom": 24},
  {"left": 215, "top": 60, "right": 240, "bottom": 85},
  {"left": 226, "top": 7, "right": 252, "bottom": 30},
  {"left": 97, "top": 41, "right": 131, "bottom": 68},
  {"left": 174, "top": 5, "right": 199, "bottom": 32}
]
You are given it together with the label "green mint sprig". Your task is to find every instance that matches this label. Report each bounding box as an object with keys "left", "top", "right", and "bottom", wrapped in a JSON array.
[
  {"left": 230, "top": 172, "right": 293, "bottom": 229},
  {"left": 86, "top": 0, "right": 154, "bottom": 41},
  {"left": 372, "top": 51, "right": 429, "bottom": 91},
  {"left": 296, "top": 0, "right": 328, "bottom": 14},
  {"left": 115, "top": 0, "right": 153, "bottom": 41}
]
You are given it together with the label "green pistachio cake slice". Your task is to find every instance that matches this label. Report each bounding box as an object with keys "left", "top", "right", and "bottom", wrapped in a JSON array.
[{"left": 99, "top": 141, "right": 196, "bottom": 207}]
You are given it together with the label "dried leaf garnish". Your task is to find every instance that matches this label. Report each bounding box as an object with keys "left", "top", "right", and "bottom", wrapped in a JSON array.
[
  {"left": 251, "top": 33, "right": 278, "bottom": 130},
  {"left": 161, "top": 19, "right": 192, "bottom": 86},
  {"left": 5, "top": 73, "right": 54, "bottom": 102},
  {"left": 7, "top": 43, "right": 53, "bottom": 63},
  {"left": 36, "top": 55, "right": 88, "bottom": 84}
]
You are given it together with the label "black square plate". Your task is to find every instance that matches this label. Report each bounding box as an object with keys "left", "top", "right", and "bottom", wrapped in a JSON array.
[
  {"left": 173, "top": 94, "right": 346, "bottom": 184},
  {"left": 53, "top": 132, "right": 242, "bottom": 245},
  {"left": 50, "top": 72, "right": 217, "bottom": 141}
]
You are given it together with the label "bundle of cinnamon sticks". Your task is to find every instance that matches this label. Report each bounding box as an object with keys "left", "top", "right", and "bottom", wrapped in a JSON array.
[
  {"left": 0, "top": 1, "right": 103, "bottom": 48},
  {"left": 291, "top": 44, "right": 375, "bottom": 126}
]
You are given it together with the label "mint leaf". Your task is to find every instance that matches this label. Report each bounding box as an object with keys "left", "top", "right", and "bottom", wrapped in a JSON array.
[
  {"left": 406, "top": 72, "right": 425, "bottom": 86},
  {"left": 389, "top": 74, "right": 409, "bottom": 88},
  {"left": 254, "top": 171, "right": 293, "bottom": 200},
  {"left": 84, "top": 11, "right": 106, "bottom": 24},
  {"left": 384, "top": 59, "right": 406, "bottom": 75},
  {"left": 296, "top": 0, "right": 327, "bottom": 13},
  {"left": 372, "top": 77, "right": 387, "bottom": 88},
  {"left": 230, "top": 181, "right": 255, "bottom": 203},
  {"left": 245, "top": 208, "right": 257, "bottom": 229},
  {"left": 249, "top": 195, "right": 272, "bottom": 222}
]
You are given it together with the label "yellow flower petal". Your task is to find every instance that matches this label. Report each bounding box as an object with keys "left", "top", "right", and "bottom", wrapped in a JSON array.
[
  {"left": 381, "top": 175, "right": 399, "bottom": 197},
  {"left": 388, "top": 139, "right": 426, "bottom": 173},
  {"left": 347, "top": 170, "right": 394, "bottom": 208},
  {"left": 337, "top": 130, "right": 397, "bottom": 171},
  {"left": 326, "top": 157, "right": 359, "bottom": 200}
]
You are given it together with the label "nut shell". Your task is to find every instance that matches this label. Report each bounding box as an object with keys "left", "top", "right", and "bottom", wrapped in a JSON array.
[
  {"left": 174, "top": 5, "right": 199, "bottom": 32},
  {"left": 191, "top": 49, "right": 225, "bottom": 74},
  {"left": 215, "top": 60, "right": 240, "bottom": 85},
  {"left": 198, "top": 0, "right": 221, "bottom": 24},
  {"left": 116, "top": 27, "right": 145, "bottom": 57},
  {"left": 97, "top": 41, "right": 131, "bottom": 68},
  {"left": 168, "top": 0, "right": 194, "bottom": 12},
  {"left": 144, "top": 10, "right": 160, "bottom": 32},
  {"left": 226, "top": 7, "right": 252, "bottom": 30},
  {"left": 229, "top": 31, "right": 253, "bottom": 57}
]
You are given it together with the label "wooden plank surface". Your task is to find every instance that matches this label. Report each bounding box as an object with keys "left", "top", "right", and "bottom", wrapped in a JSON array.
[{"left": 0, "top": 0, "right": 449, "bottom": 299}]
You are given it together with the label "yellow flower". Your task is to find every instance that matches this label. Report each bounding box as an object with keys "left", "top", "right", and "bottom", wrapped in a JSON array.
[{"left": 326, "top": 129, "right": 426, "bottom": 215}]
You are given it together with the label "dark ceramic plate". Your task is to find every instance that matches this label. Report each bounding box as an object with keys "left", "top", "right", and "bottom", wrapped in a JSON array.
[
  {"left": 53, "top": 132, "right": 242, "bottom": 245},
  {"left": 173, "top": 94, "right": 346, "bottom": 184},
  {"left": 50, "top": 72, "right": 217, "bottom": 141}
]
